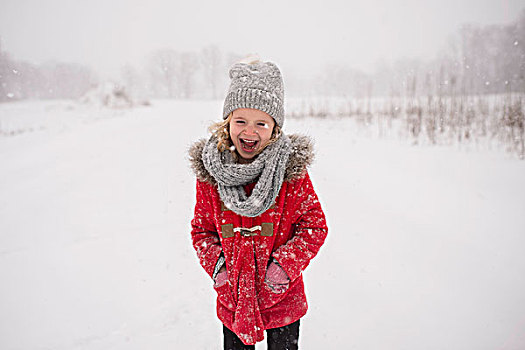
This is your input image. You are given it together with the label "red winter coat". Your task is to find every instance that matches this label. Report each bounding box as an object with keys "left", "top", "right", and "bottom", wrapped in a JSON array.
[{"left": 189, "top": 135, "right": 328, "bottom": 345}]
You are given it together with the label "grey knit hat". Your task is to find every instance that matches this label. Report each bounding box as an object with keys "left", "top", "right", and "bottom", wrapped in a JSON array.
[{"left": 223, "top": 60, "right": 285, "bottom": 127}]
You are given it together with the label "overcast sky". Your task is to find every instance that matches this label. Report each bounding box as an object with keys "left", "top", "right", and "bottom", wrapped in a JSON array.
[{"left": 0, "top": 0, "right": 523, "bottom": 79}]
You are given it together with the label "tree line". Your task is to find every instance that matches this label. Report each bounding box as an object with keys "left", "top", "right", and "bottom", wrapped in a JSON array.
[{"left": 0, "top": 9, "right": 523, "bottom": 103}]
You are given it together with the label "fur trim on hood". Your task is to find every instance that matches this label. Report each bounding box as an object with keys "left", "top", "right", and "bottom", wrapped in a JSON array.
[{"left": 188, "top": 134, "right": 314, "bottom": 185}]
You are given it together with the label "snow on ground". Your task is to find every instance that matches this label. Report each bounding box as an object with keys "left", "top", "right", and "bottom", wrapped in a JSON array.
[{"left": 1, "top": 100, "right": 525, "bottom": 350}]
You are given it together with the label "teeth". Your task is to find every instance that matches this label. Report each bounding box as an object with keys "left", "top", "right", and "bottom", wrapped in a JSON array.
[{"left": 240, "top": 138, "right": 258, "bottom": 151}]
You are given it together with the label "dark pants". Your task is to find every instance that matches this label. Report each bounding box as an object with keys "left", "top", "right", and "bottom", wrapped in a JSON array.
[{"left": 223, "top": 320, "right": 300, "bottom": 350}]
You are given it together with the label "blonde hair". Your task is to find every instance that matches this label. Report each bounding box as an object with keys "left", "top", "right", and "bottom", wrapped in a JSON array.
[{"left": 208, "top": 113, "right": 282, "bottom": 161}]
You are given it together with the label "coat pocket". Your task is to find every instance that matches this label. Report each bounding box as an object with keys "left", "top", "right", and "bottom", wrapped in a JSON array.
[
  {"left": 257, "top": 279, "right": 289, "bottom": 311},
  {"left": 213, "top": 282, "right": 236, "bottom": 311}
]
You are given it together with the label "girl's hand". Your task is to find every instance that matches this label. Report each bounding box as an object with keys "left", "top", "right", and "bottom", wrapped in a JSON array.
[
  {"left": 265, "top": 261, "right": 290, "bottom": 294},
  {"left": 214, "top": 265, "right": 228, "bottom": 288}
]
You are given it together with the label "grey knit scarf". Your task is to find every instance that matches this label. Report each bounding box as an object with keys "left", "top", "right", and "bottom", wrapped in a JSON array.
[{"left": 202, "top": 133, "right": 291, "bottom": 217}]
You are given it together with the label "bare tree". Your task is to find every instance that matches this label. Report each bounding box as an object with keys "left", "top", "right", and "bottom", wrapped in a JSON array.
[
  {"left": 176, "top": 51, "right": 199, "bottom": 99},
  {"left": 148, "top": 49, "right": 179, "bottom": 98},
  {"left": 0, "top": 39, "right": 13, "bottom": 102},
  {"left": 201, "top": 45, "right": 223, "bottom": 99}
]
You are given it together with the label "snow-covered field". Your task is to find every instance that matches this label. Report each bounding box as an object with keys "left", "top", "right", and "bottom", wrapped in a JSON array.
[{"left": 1, "top": 100, "right": 525, "bottom": 350}]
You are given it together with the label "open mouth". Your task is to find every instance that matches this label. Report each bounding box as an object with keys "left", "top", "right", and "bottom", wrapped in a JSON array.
[{"left": 239, "top": 138, "right": 259, "bottom": 152}]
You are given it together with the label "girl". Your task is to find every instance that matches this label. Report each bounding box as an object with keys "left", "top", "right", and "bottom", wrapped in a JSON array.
[{"left": 189, "top": 58, "right": 328, "bottom": 349}]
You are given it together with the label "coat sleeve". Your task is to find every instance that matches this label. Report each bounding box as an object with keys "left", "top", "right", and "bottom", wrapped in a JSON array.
[
  {"left": 190, "top": 180, "right": 223, "bottom": 279},
  {"left": 271, "top": 172, "right": 328, "bottom": 282}
]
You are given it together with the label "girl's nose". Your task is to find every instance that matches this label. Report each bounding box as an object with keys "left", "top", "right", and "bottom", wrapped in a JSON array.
[{"left": 244, "top": 124, "right": 258, "bottom": 136}]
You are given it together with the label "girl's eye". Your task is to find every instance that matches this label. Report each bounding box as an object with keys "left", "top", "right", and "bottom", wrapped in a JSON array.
[
  {"left": 236, "top": 120, "right": 245, "bottom": 124},
  {"left": 258, "top": 123, "right": 268, "bottom": 128}
]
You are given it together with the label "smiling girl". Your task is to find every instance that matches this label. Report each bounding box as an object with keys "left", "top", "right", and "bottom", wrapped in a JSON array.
[
  {"left": 189, "top": 58, "right": 328, "bottom": 349},
  {"left": 230, "top": 108, "right": 276, "bottom": 163}
]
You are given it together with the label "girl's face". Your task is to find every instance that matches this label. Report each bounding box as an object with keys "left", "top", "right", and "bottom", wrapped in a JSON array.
[{"left": 229, "top": 108, "right": 276, "bottom": 163}]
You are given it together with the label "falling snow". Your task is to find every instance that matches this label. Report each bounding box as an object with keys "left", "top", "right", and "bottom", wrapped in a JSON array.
[{"left": 0, "top": 100, "right": 524, "bottom": 349}]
